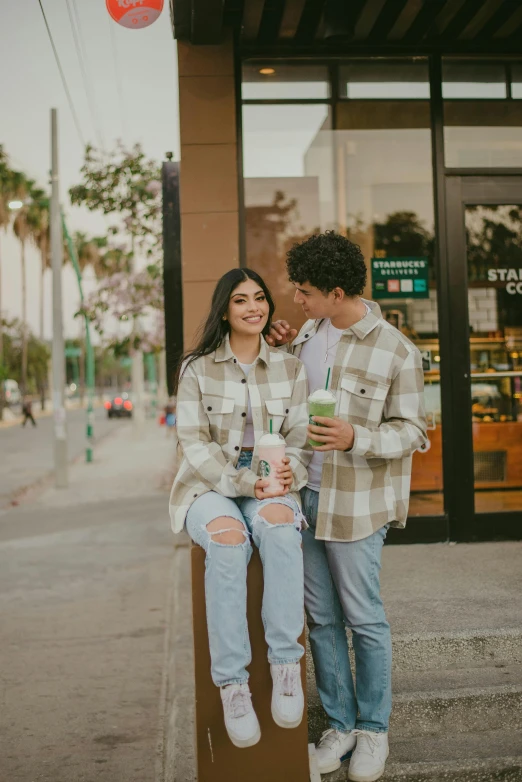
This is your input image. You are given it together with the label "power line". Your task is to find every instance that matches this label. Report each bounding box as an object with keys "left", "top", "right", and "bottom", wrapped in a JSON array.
[
  {"left": 37, "top": 0, "right": 85, "bottom": 147},
  {"left": 65, "top": 0, "right": 105, "bottom": 149},
  {"left": 108, "top": 15, "right": 127, "bottom": 139}
]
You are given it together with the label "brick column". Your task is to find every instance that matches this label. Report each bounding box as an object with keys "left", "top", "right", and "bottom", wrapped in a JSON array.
[{"left": 177, "top": 34, "right": 240, "bottom": 348}]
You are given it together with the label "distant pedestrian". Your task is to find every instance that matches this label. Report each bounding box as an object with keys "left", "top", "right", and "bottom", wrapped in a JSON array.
[{"left": 21, "top": 397, "right": 37, "bottom": 428}]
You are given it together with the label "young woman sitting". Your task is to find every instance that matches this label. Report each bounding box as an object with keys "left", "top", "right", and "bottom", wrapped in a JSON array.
[{"left": 169, "top": 268, "right": 310, "bottom": 748}]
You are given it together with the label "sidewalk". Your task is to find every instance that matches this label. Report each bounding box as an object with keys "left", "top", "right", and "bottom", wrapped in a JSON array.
[
  {"left": 0, "top": 420, "right": 178, "bottom": 782},
  {"left": 166, "top": 538, "right": 522, "bottom": 781}
]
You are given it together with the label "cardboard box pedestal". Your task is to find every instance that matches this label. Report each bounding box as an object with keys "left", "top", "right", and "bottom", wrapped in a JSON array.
[{"left": 191, "top": 543, "right": 310, "bottom": 782}]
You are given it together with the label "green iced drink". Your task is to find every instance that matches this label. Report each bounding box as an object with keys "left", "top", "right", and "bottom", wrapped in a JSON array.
[{"left": 308, "top": 389, "right": 336, "bottom": 447}]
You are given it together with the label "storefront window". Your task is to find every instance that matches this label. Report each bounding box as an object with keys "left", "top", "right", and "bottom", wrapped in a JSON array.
[
  {"left": 443, "top": 59, "right": 522, "bottom": 167},
  {"left": 242, "top": 57, "right": 443, "bottom": 518},
  {"left": 242, "top": 63, "right": 330, "bottom": 99},
  {"left": 442, "top": 61, "right": 507, "bottom": 99},
  {"left": 512, "top": 64, "right": 522, "bottom": 99},
  {"left": 339, "top": 60, "right": 430, "bottom": 99},
  {"left": 242, "top": 103, "right": 332, "bottom": 325}
]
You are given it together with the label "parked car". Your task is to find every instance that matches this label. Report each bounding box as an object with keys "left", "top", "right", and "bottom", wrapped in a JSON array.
[
  {"left": 104, "top": 393, "right": 133, "bottom": 419},
  {"left": 3, "top": 379, "right": 21, "bottom": 406}
]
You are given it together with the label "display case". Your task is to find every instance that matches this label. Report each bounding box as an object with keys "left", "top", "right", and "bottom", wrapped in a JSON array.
[{"left": 411, "top": 333, "right": 522, "bottom": 494}]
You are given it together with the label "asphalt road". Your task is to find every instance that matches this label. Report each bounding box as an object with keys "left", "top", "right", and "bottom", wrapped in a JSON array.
[
  {"left": 0, "top": 493, "right": 173, "bottom": 782},
  {"left": 0, "top": 407, "right": 115, "bottom": 507}
]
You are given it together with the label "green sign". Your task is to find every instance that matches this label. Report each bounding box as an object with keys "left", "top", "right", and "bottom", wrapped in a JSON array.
[
  {"left": 65, "top": 347, "right": 81, "bottom": 358},
  {"left": 371, "top": 257, "right": 429, "bottom": 299}
]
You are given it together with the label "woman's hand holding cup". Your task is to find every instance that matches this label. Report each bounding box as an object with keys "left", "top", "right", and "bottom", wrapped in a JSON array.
[
  {"left": 255, "top": 478, "right": 288, "bottom": 500},
  {"left": 276, "top": 456, "right": 292, "bottom": 493}
]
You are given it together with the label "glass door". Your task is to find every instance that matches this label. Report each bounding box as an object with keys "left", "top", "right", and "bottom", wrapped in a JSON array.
[{"left": 446, "top": 176, "right": 522, "bottom": 540}]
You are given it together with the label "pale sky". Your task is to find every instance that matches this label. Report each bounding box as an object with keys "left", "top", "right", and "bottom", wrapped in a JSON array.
[{"left": 0, "top": 0, "right": 179, "bottom": 339}]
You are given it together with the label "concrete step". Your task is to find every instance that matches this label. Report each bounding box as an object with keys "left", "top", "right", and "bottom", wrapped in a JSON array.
[
  {"left": 308, "top": 684, "right": 522, "bottom": 741},
  {"left": 391, "top": 629, "right": 522, "bottom": 671},
  {"left": 305, "top": 629, "right": 522, "bottom": 685},
  {"left": 393, "top": 663, "right": 522, "bottom": 694},
  {"left": 323, "top": 730, "right": 522, "bottom": 781}
]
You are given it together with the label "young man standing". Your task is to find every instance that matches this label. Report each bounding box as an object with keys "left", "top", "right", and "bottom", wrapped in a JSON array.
[{"left": 268, "top": 232, "right": 427, "bottom": 781}]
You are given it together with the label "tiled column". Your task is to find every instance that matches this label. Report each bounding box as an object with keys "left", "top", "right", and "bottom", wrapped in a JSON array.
[{"left": 178, "top": 33, "right": 240, "bottom": 348}]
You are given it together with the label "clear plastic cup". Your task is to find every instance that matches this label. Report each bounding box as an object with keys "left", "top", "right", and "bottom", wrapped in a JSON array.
[
  {"left": 308, "top": 389, "right": 336, "bottom": 446},
  {"left": 257, "top": 432, "right": 286, "bottom": 494}
]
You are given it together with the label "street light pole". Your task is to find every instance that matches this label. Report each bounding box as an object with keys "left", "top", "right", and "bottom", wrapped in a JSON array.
[
  {"left": 50, "top": 108, "right": 68, "bottom": 487},
  {"left": 62, "top": 214, "right": 95, "bottom": 462}
]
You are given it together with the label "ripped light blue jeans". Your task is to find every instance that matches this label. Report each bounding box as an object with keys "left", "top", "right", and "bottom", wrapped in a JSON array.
[{"left": 185, "top": 450, "right": 305, "bottom": 687}]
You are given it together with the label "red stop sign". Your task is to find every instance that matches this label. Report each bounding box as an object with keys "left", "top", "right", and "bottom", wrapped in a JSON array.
[{"left": 106, "top": 0, "right": 164, "bottom": 29}]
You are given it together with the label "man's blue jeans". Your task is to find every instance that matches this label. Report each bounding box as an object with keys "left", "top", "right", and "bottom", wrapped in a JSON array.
[{"left": 301, "top": 487, "right": 392, "bottom": 734}]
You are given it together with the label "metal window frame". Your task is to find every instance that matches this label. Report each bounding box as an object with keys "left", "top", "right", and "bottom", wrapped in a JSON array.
[
  {"left": 240, "top": 54, "right": 522, "bottom": 104},
  {"left": 444, "top": 173, "right": 522, "bottom": 542},
  {"left": 236, "top": 49, "right": 522, "bottom": 543}
]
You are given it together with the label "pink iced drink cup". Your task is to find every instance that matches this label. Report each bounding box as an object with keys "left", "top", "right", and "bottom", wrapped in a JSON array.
[{"left": 257, "top": 433, "right": 286, "bottom": 494}]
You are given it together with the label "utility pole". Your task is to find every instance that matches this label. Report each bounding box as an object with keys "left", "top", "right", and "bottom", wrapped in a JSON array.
[{"left": 50, "top": 108, "right": 68, "bottom": 487}]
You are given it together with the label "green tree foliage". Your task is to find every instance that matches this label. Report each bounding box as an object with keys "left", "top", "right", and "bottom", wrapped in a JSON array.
[
  {"left": 69, "top": 142, "right": 162, "bottom": 260},
  {"left": 69, "top": 143, "right": 164, "bottom": 354}
]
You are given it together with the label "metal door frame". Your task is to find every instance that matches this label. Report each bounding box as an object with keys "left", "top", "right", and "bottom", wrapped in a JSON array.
[{"left": 444, "top": 174, "right": 522, "bottom": 541}]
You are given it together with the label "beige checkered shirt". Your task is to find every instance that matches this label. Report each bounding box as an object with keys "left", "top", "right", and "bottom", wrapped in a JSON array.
[
  {"left": 169, "top": 335, "right": 310, "bottom": 533},
  {"left": 291, "top": 300, "right": 427, "bottom": 542}
]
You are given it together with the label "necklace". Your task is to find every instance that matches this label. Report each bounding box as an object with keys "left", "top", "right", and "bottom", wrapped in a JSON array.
[{"left": 324, "top": 320, "right": 342, "bottom": 363}]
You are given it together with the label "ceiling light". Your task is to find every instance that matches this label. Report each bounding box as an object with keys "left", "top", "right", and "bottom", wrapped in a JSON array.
[{"left": 259, "top": 67, "right": 275, "bottom": 75}]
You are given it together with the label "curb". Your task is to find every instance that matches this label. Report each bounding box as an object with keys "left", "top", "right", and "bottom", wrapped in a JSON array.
[{"left": 161, "top": 541, "right": 194, "bottom": 782}]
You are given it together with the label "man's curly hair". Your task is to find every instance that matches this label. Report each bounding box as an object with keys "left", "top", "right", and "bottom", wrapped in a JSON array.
[{"left": 286, "top": 231, "right": 367, "bottom": 296}]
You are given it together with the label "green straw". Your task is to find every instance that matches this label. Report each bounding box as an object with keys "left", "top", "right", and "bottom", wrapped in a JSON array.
[
  {"left": 270, "top": 419, "right": 273, "bottom": 434},
  {"left": 325, "top": 367, "right": 331, "bottom": 390}
]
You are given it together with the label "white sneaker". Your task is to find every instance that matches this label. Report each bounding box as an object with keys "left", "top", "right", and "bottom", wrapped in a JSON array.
[
  {"left": 315, "top": 728, "right": 357, "bottom": 774},
  {"left": 270, "top": 663, "right": 304, "bottom": 728},
  {"left": 348, "top": 730, "right": 389, "bottom": 782},
  {"left": 220, "top": 683, "right": 261, "bottom": 748}
]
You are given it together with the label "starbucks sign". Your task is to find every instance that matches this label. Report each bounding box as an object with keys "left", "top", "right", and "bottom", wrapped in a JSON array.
[
  {"left": 371, "top": 257, "right": 429, "bottom": 300},
  {"left": 487, "top": 268, "right": 522, "bottom": 294}
]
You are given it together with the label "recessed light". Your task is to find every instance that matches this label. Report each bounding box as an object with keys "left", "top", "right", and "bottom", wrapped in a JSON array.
[{"left": 259, "top": 67, "right": 275, "bottom": 75}]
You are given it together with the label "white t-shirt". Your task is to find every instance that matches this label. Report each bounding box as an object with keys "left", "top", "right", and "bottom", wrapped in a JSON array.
[
  {"left": 238, "top": 361, "right": 255, "bottom": 447},
  {"left": 299, "top": 320, "right": 344, "bottom": 490},
  {"left": 299, "top": 306, "right": 371, "bottom": 491}
]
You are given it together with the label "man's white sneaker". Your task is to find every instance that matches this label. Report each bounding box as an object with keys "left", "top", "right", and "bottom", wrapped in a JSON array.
[
  {"left": 270, "top": 663, "right": 304, "bottom": 728},
  {"left": 348, "top": 730, "right": 389, "bottom": 782},
  {"left": 315, "top": 728, "right": 357, "bottom": 774},
  {"left": 220, "top": 683, "right": 261, "bottom": 748}
]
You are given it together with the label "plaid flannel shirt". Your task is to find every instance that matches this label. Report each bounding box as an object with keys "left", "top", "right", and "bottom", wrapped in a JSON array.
[
  {"left": 291, "top": 300, "right": 427, "bottom": 542},
  {"left": 169, "top": 334, "right": 310, "bottom": 533}
]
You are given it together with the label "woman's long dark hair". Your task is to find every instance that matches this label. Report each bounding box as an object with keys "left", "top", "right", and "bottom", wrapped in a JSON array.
[{"left": 173, "top": 268, "right": 275, "bottom": 393}]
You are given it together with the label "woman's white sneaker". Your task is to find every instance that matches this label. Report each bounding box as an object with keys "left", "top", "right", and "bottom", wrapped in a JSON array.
[
  {"left": 220, "top": 683, "right": 261, "bottom": 748},
  {"left": 270, "top": 663, "right": 304, "bottom": 728},
  {"left": 348, "top": 730, "right": 389, "bottom": 782},
  {"left": 315, "top": 728, "right": 357, "bottom": 774}
]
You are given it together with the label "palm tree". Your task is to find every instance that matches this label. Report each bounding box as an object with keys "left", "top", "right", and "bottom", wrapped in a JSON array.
[
  {"left": 73, "top": 231, "right": 102, "bottom": 275},
  {"left": 12, "top": 174, "right": 35, "bottom": 394},
  {"left": 26, "top": 189, "right": 51, "bottom": 341},
  {"left": 72, "top": 231, "right": 102, "bottom": 403},
  {"left": 0, "top": 145, "right": 10, "bottom": 419}
]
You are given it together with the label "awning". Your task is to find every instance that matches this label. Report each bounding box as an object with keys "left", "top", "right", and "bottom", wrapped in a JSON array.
[{"left": 170, "top": 0, "right": 522, "bottom": 53}]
